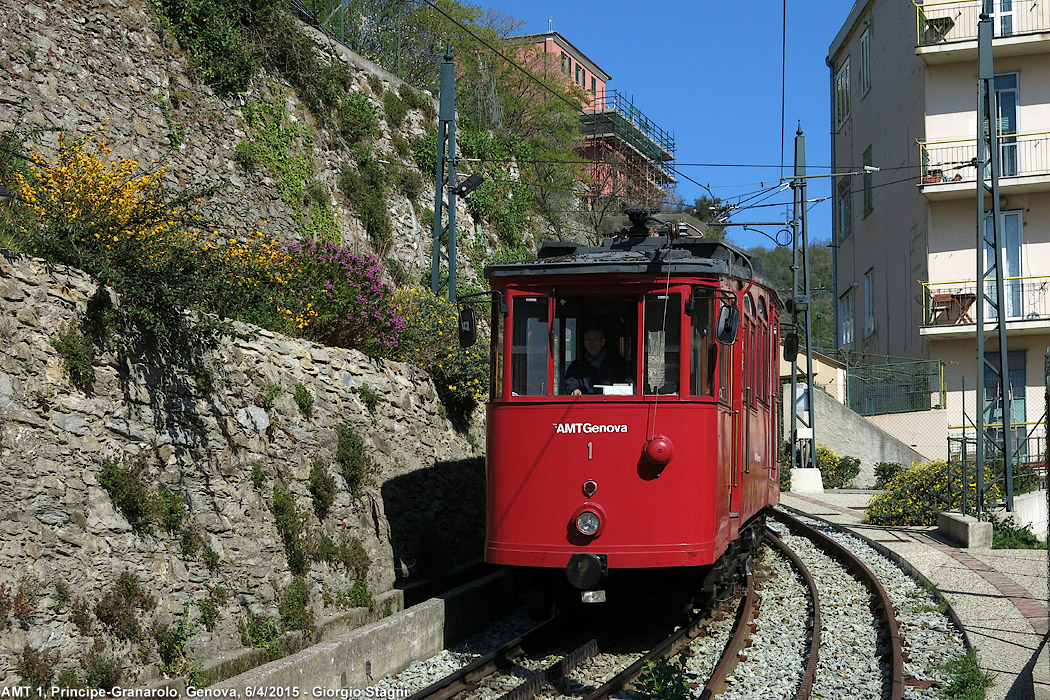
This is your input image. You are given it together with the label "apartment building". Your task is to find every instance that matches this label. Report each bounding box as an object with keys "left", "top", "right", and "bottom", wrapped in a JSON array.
[
  {"left": 828, "top": 0, "right": 1050, "bottom": 454},
  {"left": 509, "top": 32, "right": 675, "bottom": 213}
]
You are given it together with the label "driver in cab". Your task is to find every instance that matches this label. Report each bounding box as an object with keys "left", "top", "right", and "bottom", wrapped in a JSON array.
[{"left": 564, "top": 328, "right": 633, "bottom": 395}]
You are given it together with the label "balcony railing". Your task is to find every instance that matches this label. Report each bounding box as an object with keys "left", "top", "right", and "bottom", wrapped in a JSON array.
[
  {"left": 918, "top": 131, "right": 1050, "bottom": 183},
  {"left": 915, "top": 0, "right": 1050, "bottom": 46},
  {"left": 921, "top": 275, "right": 1050, "bottom": 326}
]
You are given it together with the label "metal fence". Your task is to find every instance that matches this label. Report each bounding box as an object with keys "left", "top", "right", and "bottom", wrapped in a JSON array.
[
  {"left": 918, "top": 131, "right": 1050, "bottom": 183},
  {"left": 845, "top": 359, "right": 946, "bottom": 416},
  {"left": 915, "top": 0, "right": 1050, "bottom": 46},
  {"left": 921, "top": 276, "right": 1050, "bottom": 326}
]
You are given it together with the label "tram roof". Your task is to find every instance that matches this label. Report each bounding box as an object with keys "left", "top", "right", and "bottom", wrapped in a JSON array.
[{"left": 485, "top": 236, "right": 777, "bottom": 296}]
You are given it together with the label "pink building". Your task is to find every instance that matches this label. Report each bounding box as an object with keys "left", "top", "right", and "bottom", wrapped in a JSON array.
[{"left": 509, "top": 32, "right": 675, "bottom": 207}]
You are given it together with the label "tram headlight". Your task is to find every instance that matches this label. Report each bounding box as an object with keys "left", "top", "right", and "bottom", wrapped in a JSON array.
[{"left": 576, "top": 510, "right": 601, "bottom": 536}]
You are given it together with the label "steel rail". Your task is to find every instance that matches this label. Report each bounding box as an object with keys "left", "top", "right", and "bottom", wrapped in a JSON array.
[
  {"left": 765, "top": 526, "right": 821, "bottom": 700},
  {"left": 770, "top": 510, "right": 904, "bottom": 700},
  {"left": 568, "top": 574, "right": 755, "bottom": 700},
  {"left": 696, "top": 572, "right": 756, "bottom": 700},
  {"left": 404, "top": 617, "right": 563, "bottom": 700}
]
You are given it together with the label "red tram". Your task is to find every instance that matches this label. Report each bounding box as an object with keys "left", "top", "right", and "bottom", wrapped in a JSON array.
[{"left": 463, "top": 212, "right": 782, "bottom": 616}]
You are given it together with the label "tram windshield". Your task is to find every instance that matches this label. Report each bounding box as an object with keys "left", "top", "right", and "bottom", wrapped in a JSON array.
[{"left": 555, "top": 295, "right": 637, "bottom": 396}]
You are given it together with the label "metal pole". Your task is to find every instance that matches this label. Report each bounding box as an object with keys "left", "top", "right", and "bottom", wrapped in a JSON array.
[
  {"left": 789, "top": 125, "right": 818, "bottom": 471},
  {"left": 975, "top": 7, "right": 1014, "bottom": 511},
  {"left": 431, "top": 48, "right": 457, "bottom": 301}
]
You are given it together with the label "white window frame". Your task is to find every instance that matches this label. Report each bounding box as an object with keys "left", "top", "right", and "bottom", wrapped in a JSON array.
[
  {"left": 836, "top": 177, "right": 852, "bottom": 241},
  {"left": 839, "top": 290, "right": 854, "bottom": 347},
  {"left": 835, "top": 58, "right": 851, "bottom": 129},
  {"left": 864, "top": 269, "right": 875, "bottom": 337},
  {"left": 860, "top": 28, "right": 871, "bottom": 95}
]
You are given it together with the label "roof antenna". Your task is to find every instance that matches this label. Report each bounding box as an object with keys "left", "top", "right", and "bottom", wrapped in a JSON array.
[{"left": 548, "top": 17, "right": 553, "bottom": 32}]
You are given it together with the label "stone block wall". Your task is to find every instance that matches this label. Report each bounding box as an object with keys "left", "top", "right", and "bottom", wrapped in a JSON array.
[{"left": 0, "top": 250, "right": 484, "bottom": 683}]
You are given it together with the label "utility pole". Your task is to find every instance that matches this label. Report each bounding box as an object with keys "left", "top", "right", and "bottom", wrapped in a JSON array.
[
  {"left": 788, "top": 125, "right": 818, "bottom": 471},
  {"left": 431, "top": 47, "right": 457, "bottom": 301},
  {"left": 975, "top": 5, "right": 1014, "bottom": 512}
]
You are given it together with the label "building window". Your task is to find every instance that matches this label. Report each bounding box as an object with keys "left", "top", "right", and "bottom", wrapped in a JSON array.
[
  {"left": 561, "top": 52, "right": 570, "bottom": 75},
  {"left": 576, "top": 64, "right": 583, "bottom": 85},
  {"left": 836, "top": 177, "right": 852, "bottom": 240},
  {"left": 860, "top": 28, "right": 871, "bottom": 95},
  {"left": 839, "top": 290, "right": 854, "bottom": 347},
  {"left": 864, "top": 269, "right": 875, "bottom": 337},
  {"left": 591, "top": 76, "right": 596, "bottom": 94},
  {"left": 835, "top": 58, "right": 850, "bottom": 129},
  {"left": 863, "top": 146, "right": 873, "bottom": 216}
]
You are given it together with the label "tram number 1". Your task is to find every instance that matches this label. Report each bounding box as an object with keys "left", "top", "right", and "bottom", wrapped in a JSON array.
[{"left": 587, "top": 442, "right": 593, "bottom": 460}]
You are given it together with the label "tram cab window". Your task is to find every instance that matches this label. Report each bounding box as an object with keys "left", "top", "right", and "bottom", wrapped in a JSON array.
[
  {"left": 644, "top": 294, "right": 680, "bottom": 395},
  {"left": 690, "top": 290, "right": 717, "bottom": 397},
  {"left": 555, "top": 294, "right": 637, "bottom": 396},
  {"left": 511, "top": 296, "right": 549, "bottom": 396}
]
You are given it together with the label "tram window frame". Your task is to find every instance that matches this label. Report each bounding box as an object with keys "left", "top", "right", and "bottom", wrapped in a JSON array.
[
  {"left": 554, "top": 292, "right": 639, "bottom": 397},
  {"left": 490, "top": 301, "right": 504, "bottom": 400},
  {"left": 510, "top": 295, "right": 550, "bottom": 397},
  {"left": 643, "top": 293, "right": 682, "bottom": 396},
  {"left": 690, "top": 289, "right": 717, "bottom": 398}
]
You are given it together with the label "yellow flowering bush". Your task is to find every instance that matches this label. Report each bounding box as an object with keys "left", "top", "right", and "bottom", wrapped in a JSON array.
[
  {"left": 815, "top": 444, "right": 861, "bottom": 489},
  {"left": 10, "top": 130, "right": 292, "bottom": 350},
  {"left": 392, "top": 287, "right": 489, "bottom": 430},
  {"left": 866, "top": 460, "right": 1003, "bottom": 526}
]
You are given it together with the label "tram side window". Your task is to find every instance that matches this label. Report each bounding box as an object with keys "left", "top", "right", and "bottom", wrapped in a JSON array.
[
  {"left": 511, "top": 297, "right": 548, "bottom": 396},
  {"left": 641, "top": 294, "right": 679, "bottom": 395},
  {"left": 690, "top": 291, "right": 716, "bottom": 397}
]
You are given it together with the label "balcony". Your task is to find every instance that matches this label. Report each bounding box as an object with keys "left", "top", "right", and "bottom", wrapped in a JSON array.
[
  {"left": 915, "top": 0, "right": 1050, "bottom": 63},
  {"left": 920, "top": 276, "right": 1050, "bottom": 338},
  {"left": 918, "top": 131, "right": 1050, "bottom": 200}
]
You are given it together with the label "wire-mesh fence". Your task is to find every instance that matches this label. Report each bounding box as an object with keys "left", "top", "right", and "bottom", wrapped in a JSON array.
[{"left": 846, "top": 359, "right": 945, "bottom": 416}]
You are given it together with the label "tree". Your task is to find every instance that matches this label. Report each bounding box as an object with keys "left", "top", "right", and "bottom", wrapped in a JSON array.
[{"left": 745, "top": 240, "right": 834, "bottom": 350}]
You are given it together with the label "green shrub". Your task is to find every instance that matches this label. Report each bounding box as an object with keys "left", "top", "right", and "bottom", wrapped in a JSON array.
[
  {"left": 71, "top": 597, "right": 93, "bottom": 634},
  {"left": 271, "top": 487, "right": 309, "bottom": 575},
  {"left": 82, "top": 639, "right": 122, "bottom": 690},
  {"left": 196, "top": 587, "right": 226, "bottom": 631},
  {"left": 259, "top": 381, "right": 281, "bottom": 409},
  {"left": 94, "top": 573, "right": 155, "bottom": 641},
  {"left": 816, "top": 444, "right": 860, "bottom": 489},
  {"left": 393, "top": 167, "right": 423, "bottom": 201},
  {"left": 391, "top": 287, "right": 488, "bottom": 431},
  {"left": 238, "top": 612, "right": 282, "bottom": 660},
  {"left": 278, "top": 577, "right": 314, "bottom": 633},
  {"left": 293, "top": 383, "right": 313, "bottom": 418},
  {"left": 308, "top": 461, "right": 336, "bottom": 520},
  {"left": 201, "top": 546, "right": 221, "bottom": 571},
  {"left": 382, "top": 89, "right": 408, "bottom": 128},
  {"left": 99, "top": 457, "right": 158, "bottom": 532},
  {"left": 51, "top": 326, "right": 95, "bottom": 392},
  {"left": 337, "top": 92, "right": 379, "bottom": 144},
  {"left": 634, "top": 655, "right": 691, "bottom": 700},
  {"left": 337, "top": 155, "right": 391, "bottom": 250},
  {"left": 156, "top": 486, "right": 187, "bottom": 533},
  {"left": 939, "top": 648, "right": 994, "bottom": 700},
  {"left": 357, "top": 384, "right": 379, "bottom": 414},
  {"left": 251, "top": 464, "right": 267, "bottom": 489},
  {"left": 874, "top": 461, "right": 904, "bottom": 489},
  {"left": 779, "top": 441, "right": 792, "bottom": 492},
  {"left": 335, "top": 424, "right": 376, "bottom": 496},
  {"left": 991, "top": 514, "right": 1046, "bottom": 549},
  {"left": 152, "top": 604, "right": 197, "bottom": 677},
  {"left": 16, "top": 643, "right": 59, "bottom": 687},
  {"left": 341, "top": 580, "right": 371, "bottom": 609}
]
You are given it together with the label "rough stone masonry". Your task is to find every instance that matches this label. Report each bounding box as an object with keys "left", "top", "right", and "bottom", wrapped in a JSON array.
[{"left": 0, "top": 250, "right": 485, "bottom": 683}]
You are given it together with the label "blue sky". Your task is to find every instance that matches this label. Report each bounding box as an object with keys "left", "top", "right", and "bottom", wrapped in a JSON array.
[{"left": 477, "top": 1, "right": 856, "bottom": 249}]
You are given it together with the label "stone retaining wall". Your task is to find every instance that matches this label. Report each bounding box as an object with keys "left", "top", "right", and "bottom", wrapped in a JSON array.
[{"left": 0, "top": 250, "right": 485, "bottom": 683}]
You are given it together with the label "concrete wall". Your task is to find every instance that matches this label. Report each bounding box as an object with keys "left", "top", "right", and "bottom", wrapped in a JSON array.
[
  {"left": 865, "top": 409, "right": 949, "bottom": 462},
  {"left": 1006, "top": 490, "right": 1049, "bottom": 541},
  {"left": 811, "top": 386, "right": 928, "bottom": 487}
]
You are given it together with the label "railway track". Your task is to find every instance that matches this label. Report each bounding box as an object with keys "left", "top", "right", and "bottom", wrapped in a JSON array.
[{"left": 373, "top": 509, "right": 966, "bottom": 700}]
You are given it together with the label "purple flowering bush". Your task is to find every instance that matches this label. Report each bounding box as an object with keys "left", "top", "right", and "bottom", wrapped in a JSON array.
[{"left": 282, "top": 239, "right": 405, "bottom": 358}]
